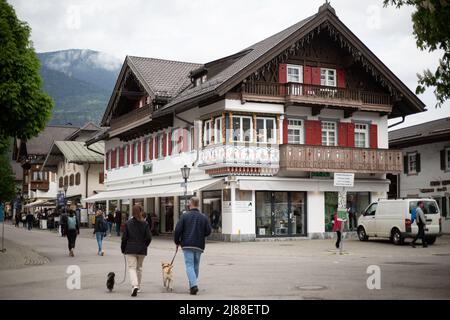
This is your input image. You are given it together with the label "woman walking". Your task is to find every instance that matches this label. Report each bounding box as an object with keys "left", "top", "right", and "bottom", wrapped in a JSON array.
[
  {"left": 121, "top": 205, "right": 151, "bottom": 297},
  {"left": 66, "top": 210, "right": 80, "bottom": 257},
  {"left": 93, "top": 210, "right": 107, "bottom": 256}
]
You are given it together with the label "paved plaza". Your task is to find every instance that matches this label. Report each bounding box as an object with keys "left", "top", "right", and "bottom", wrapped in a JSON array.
[{"left": 0, "top": 223, "right": 449, "bottom": 300}]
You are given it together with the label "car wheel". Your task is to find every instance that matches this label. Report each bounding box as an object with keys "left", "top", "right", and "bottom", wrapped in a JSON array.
[
  {"left": 357, "top": 226, "right": 368, "bottom": 241},
  {"left": 426, "top": 237, "right": 436, "bottom": 245},
  {"left": 391, "top": 228, "right": 404, "bottom": 245}
]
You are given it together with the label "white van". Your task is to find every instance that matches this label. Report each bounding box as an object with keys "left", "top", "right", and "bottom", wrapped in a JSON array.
[{"left": 357, "top": 199, "right": 442, "bottom": 245}]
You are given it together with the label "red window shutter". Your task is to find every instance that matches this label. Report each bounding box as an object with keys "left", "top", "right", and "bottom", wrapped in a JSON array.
[
  {"left": 119, "top": 147, "right": 124, "bottom": 167},
  {"left": 149, "top": 138, "right": 153, "bottom": 160},
  {"left": 106, "top": 152, "right": 110, "bottom": 170},
  {"left": 279, "top": 63, "right": 287, "bottom": 95},
  {"left": 311, "top": 67, "right": 321, "bottom": 85},
  {"left": 305, "top": 120, "right": 321, "bottom": 146},
  {"left": 167, "top": 132, "right": 172, "bottom": 156},
  {"left": 162, "top": 133, "right": 167, "bottom": 157},
  {"left": 154, "top": 137, "right": 159, "bottom": 158},
  {"left": 138, "top": 141, "right": 142, "bottom": 162},
  {"left": 370, "top": 124, "right": 378, "bottom": 149},
  {"left": 283, "top": 118, "right": 288, "bottom": 144},
  {"left": 338, "top": 123, "right": 348, "bottom": 147},
  {"left": 183, "top": 128, "right": 189, "bottom": 152},
  {"left": 347, "top": 123, "right": 355, "bottom": 148},
  {"left": 303, "top": 66, "right": 312, "bottom": 84},
  {"left": 337, "top": 69, "right": 345, "bottom": 88},
  {"left": 111, "top": 149, "right": 116, "bottom": 168}
]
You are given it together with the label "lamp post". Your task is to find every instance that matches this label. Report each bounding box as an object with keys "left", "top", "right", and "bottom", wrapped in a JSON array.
[{"left": 180, "top": 165, "right": 191, "bottom": 214}]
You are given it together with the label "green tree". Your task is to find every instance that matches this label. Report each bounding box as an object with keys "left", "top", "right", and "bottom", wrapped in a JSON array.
[
  {"left": 0, "top": 0, "right": 54, "bottom": 141},
  {"left": 0, "top": 139, "right": 15, "bottom": 204},
  {"left": 383, "top": 0, "right": 450, "bottom": 107}
]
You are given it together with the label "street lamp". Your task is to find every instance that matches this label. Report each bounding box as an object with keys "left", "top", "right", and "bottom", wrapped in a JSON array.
[{"left": 180, "top": 165, "right": 191, "bottom": 213}]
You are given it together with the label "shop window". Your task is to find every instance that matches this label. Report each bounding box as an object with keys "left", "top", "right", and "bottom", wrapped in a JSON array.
[{"left": 203, "top": 190, "right": 222, "bottom": 233}]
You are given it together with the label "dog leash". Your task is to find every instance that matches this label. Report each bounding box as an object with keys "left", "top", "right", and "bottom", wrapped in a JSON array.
[
  {"left": 170, "top": 245, "right": 179, "bottom": 265},
  {"left": 117, "top": 254, "right": 127, "bottom": 285}
]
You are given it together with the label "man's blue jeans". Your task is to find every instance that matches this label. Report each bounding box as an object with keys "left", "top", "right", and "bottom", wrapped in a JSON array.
[
  {"left": 107, "top": 221, "right": 113, "bottom": 235},
  {"left": 95, "top": 232, "right": 104, "bottom": 254},
  {"left": 183, "top": 248, "right": 202, "bottom": 288}
]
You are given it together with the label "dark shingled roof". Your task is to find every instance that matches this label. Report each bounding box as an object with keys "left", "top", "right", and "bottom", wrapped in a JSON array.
[
  {"left": 389, "top": 117, "right": 450, "bottom": 147},
  {"left": 156, "top": 13, "right": 317, "bottom": 113},
  {"left": 127, "top": 56, "right": 202, "bottom": 98},
  {"left": 25, "top": 125, "right": 79, "bottom": 155}
]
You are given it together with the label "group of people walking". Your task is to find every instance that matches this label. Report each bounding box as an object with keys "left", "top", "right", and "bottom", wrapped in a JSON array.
[{"left": 58, "top": 196, "right": 210, "bottom": 297}]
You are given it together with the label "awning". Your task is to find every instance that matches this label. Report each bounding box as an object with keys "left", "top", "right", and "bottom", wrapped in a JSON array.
[
  {"left": 83, "top": 178, "right": 223, "bottom": 203},
  {"left": 238, "top": 177, "right": 390, "bottom": 193},
  {"left": 24, "top": 199, "right": 56, "bottom": 208}
]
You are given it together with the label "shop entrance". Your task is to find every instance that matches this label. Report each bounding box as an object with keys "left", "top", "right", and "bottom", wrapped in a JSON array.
[
  {"left": 160, "top": 197, "right": 174, "bottom": 233},
  {"left": 256, "top": 191, "right": 306, "bottom": 237}
]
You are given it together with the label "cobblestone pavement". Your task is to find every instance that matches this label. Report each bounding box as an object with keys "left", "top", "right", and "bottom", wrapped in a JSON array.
[{"left": 1, "top": 223, "right": 450, "bottom": 300}]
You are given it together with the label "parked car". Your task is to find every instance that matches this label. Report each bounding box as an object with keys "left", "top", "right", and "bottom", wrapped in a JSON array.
[{"left": 357, "top": 199, "right": 442, "bottom": 245}]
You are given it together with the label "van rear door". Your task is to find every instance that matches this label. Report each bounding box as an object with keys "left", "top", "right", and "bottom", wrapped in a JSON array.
[{"left": 410, "top": 200, "right": 441, "bottom": 235}]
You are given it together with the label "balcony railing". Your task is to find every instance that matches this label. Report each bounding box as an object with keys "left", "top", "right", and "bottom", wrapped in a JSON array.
[
  {"left": 242, "top": 82, "right": 391, "bottom": 111},
  {"left": 110, "top": 105, "right": 152, "bottom": 132},
  {"left": 279, "top": 144, "right": 403, "bottom": 174},
  {"left": 199, "top": 144, "right": 279, "bottom": 173}
]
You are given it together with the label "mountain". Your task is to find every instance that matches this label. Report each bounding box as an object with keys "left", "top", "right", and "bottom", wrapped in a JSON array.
[{"left": 38, "top": 49, "right": 122, "bottom": 126}]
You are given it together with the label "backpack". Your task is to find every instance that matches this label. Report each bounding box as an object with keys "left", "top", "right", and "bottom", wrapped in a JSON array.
[
  {"left": 410, "top": 207, "right": 416, "bottom": 224},
  {"left": 67, "top": 216, "right": 77, "bottom": 230}
]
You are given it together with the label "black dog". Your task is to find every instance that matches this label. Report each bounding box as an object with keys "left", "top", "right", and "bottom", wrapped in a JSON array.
[{"left": 106, "top": 272, "right": 115, "bottom": 292}]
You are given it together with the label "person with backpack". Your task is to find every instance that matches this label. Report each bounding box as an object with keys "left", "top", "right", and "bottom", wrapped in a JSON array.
[
  {"left": 93, "top": 210, "right": 108, "bottom": 256},
  {"left": 411, "top": 201, "right": 428, "bottom": 248},
  {"left": 66, "top": 209, "right": 80, "bottom": 257}
]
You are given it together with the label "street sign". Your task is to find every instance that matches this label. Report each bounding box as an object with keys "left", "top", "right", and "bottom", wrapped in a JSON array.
[{"left": 334, "top": 173, "right": 354, "bottom": 187}]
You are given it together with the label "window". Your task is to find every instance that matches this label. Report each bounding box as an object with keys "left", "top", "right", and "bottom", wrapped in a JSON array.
[
  {"left": 288, "top": 119, "right": 304, "bottom": 144},
  {"left": 321, "top": 121, "right": 337, "bottom": 146},
  {"left": 158, "top": 134, "right": 164, "bottom": 158},
  {"left": 115, "top": 149, "right": 120, "bottom": 168},
  {"left": 134, "top": 142, "right": 139, "bottom": 164},
  {"left": 320, "top": 68, "right": 336, "bottom": 87},
  {"left": 203, "top": 120, "right": 213, "bottom": 146},
  {"left": 75, "top": 173, "right": 81, "bottom": 185},
  {"left": 59, "top": 177, "right": 63, "bottom": 188},
  {"left": 447, "top": 148, "right": 450, "bottom": 170},
  {"left": 69, "top": 174, "right": 74, "bottom": 186},
  {"left": 123, "top": 146, "right": 128, "bottom": 166},
  {"left": 214, "top": 118, "right": 222, "bottom": 144},
  {"left": 99, "top": 172, "right": 104, "bottom": 184},
  {"left": 408, "top": 153, "right": 417, "bottom": 174},
  {"left": 354, "top": 123, "right": 369, "bottom": 148},
  {"left": 233, "top": 116, "right": 252, "bottom": 142},
  {"left": 364, "top": 203, "right": 378, "bottom": 216},
  {"left": 143, "top": 139, "right": 148, "bottom": 161},
  {"left": 287, "top": 65, "right": 303, "bottom": 83},
  {"left": 256, "top": 118, "right": 276, "bottom": 143}
]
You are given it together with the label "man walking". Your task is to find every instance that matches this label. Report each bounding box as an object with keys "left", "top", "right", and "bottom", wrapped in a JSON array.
[
  {"left": 174, "top": 197, "right": 211, "bottom": 295},
  {"left": 411, "top": 201, "right": 428, "bottom": 248}
]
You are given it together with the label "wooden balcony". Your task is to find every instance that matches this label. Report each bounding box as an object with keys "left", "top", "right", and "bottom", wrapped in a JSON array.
[
  {"left": 30, "top": 180, "right": 49, "bottom": 191},
  {"left": 279, "top": 144, "right": 403, "bottom": 174},
  {"left": 242, "top": 82, "right": 392, "bottom": 113},
  {"left": 109, "top": 105, "right": 152, "bottom": 136}
]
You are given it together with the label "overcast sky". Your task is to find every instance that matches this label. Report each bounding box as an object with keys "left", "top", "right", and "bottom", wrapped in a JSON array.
[{"left": 8, "top": 0, "right": 449, "bottom": 129}]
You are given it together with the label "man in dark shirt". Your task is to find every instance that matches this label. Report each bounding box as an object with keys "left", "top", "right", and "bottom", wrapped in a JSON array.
[{"left": 174, "top": 197, "right": 211, "bottom": 295}]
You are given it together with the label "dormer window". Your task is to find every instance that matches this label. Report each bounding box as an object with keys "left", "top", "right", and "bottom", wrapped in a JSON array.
[{"left": 194, "top": 74, "right": 207, "bottom": 87}]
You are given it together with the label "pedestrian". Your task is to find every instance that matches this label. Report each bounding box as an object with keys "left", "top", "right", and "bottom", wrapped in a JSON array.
[
  {"left": 66, "top": 210, "right": 80, "bottom": 257},
  {"left": 114, "top": 209, "right": 122, "bottom": 236},
  {"left": 411, "top": 201, "right": 428, "bottom": 248},
  {"left": 121, "top": 204, "right": 151, "bottom": 297},
  {"left": 15, "top": 212, "right": 20, "bottom": 227},
  {"left": 26, "top": 212, "right": 34, "bottom": 230},
  {"left": 173, "top": 197, "right": 211, "bottom": 295},
  {"left": 93, "top": 210, "right": 107, "bottom": 256},
  {"left": 107, "top": 211, "right": 114, "bottom": 236},
  {"left": 332, "top": 211, "right": 342, "bottom": 249},
  {"left": 151, "top": 212, "right": 159, "bottom": 236}
]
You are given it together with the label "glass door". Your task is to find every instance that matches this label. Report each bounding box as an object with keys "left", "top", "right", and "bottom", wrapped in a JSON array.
[
  {"left": 290, "top": 192, "right": 306, "bottom": 236},
  {"left": 256, "top": 192, "right": 272, "bottom": 237},
  {"left": 273, "top": 192, "right": 289, "bottom": 236}
]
